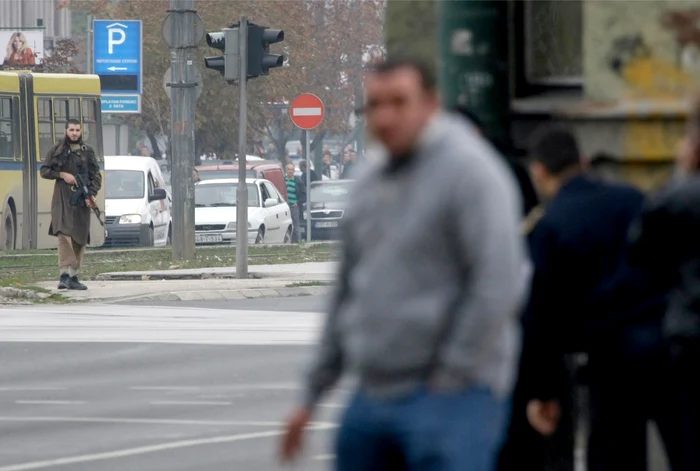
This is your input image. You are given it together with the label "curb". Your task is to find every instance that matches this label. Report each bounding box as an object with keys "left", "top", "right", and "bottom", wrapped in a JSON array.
[{"left": 100, "top": 285, "right": 332, "bottom": 303}]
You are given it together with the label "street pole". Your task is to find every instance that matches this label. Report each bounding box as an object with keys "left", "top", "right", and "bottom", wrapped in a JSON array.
[
  {"left": 305, "top": 130, "right": 311, "bottom": 243},
  {"left": 438, "top": 0, "right": 509, "bottom": 143},
  {"left": 236, "top": 16, "right": 249, "bottom": 278},
  {"left": 168, "top": 0, "right": 198, "bottom": 261},
  {"left": 86, "top": 14, "right": 94, "bottom": 74}
]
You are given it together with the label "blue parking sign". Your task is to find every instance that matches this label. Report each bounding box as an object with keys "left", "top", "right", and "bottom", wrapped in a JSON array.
[{"left": 93, "top": 20, "right": 142, "bottom": 95}]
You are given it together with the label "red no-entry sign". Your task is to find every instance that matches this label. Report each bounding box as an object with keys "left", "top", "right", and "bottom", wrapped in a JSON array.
[{"left": 289, "top": 93, "right": 325, "bottom": 130}]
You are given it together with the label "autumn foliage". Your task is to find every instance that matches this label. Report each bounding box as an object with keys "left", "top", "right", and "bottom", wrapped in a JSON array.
[{"left": 58, "top": 0, "right": 384, "bottom": 159}]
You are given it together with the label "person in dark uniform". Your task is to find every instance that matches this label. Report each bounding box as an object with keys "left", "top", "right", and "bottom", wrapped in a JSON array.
[
  {"left": 628, "top": 98, "right": 700, "bottom": 470},
  {"left": 520, "top": 126, "right": 679, "bottom": 471}
]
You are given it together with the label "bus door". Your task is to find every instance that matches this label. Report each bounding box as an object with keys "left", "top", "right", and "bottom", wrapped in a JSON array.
[{"left": 19, "top": 74, "right": 37, "bottom": 249}]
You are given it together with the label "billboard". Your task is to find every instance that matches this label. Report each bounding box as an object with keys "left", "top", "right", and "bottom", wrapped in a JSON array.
[{"left": 0, "top": 29, "right": 44, "bottom": 70}]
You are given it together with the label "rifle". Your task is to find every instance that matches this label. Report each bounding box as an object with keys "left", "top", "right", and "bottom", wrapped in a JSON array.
[{"left": 70, "top": 173, "right": 105, "bottom": 227}]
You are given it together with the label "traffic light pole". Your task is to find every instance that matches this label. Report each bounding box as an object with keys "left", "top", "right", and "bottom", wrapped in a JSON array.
[
  {"left": 236, "top": 16, "right": 249, "bottom": 279},
  {"left": 168, "top": 0, "right": 198, "bottom": 261}
]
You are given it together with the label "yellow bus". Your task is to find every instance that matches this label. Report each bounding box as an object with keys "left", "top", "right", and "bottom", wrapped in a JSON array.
[{"left": 0, "top": 71, "right": 105, "bottom": 251}]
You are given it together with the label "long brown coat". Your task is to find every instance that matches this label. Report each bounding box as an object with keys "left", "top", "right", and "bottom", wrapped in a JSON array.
[{"left": 39, "top": 138, "right": 102, "bottom": 246}]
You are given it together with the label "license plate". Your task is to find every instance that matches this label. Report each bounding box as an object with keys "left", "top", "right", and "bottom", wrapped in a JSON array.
[
  {"left": 315, "top": 221, "right": 338, "bottom": 228},
  {"left": 195, "top": 233, "right": 223, "bottom": 243}
]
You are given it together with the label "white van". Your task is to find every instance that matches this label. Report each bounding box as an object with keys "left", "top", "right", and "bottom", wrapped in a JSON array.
[{"left": 104, "top": 156, "right": 171, "bottom": 247}]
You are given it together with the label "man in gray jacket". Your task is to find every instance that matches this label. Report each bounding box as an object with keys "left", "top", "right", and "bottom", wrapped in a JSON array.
[{"left": 280, "top": 57, "right": 527, "bottom": 471}]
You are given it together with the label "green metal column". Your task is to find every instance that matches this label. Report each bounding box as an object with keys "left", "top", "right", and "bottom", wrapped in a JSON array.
[{"left": 438, "top": 0, "right": 509, "bottom": 142}]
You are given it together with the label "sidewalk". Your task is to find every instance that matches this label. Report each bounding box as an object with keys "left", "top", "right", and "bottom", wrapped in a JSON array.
[{"left": 35, "top": 262, "right": 338, "bottom": 303}]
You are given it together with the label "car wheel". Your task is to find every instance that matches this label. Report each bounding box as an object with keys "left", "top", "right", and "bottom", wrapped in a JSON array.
[
  {"left": 144, "top": 225, "right": 154, "bottom": 247},
  {"left": 166, "top": 224, "right": 172, "bottom": 245},
  {"left": 255, "top": 226, "right": 264, "bottom": 244},
  {"left": 283, "top": 226, "right": 292, "bottom": 244},
  {"left": 2, "top": 204, "right": 16, "bottom": 251}
]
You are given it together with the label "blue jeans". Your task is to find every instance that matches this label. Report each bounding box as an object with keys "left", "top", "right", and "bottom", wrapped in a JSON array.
[{"left": 336, "top": 386, "right": 509, "bottom": 471}]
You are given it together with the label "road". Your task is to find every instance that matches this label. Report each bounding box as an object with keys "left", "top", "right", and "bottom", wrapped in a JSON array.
[
  {"left": 0, "top": 295, "right": 672, "bottom": 470},
  {"left": 0, "top": 296, "right": 340, "bottom": 471}
]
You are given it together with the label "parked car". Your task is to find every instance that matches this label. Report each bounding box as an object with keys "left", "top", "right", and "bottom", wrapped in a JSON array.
[
  {"left": 300, "top": 180, "right": 353, "bottom": 240},
  {"left": 104, "top": 156, "right": 170, "bottom": 247},
  {"left": 194, "top": 178, "right": 293, "bottom": 245},
  {"left": 195, "top": 159, "right": 288, "bottom": 201}
]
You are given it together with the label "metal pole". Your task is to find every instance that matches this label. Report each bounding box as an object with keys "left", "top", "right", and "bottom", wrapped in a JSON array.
[
  {"left": 305, "top": 130, "right": 311, "bottom": 243},
  {"left": 236, "top": 16, "right": 249, "bottom": 278},
  {"left": 87, "top": 14, "right": 94, "bottom": 74},
  {"left": 169, "top": 0, "right": 197, "bottom": 261}
]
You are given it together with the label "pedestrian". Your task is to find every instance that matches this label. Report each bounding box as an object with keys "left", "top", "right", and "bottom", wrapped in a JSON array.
[
  {"left": 299, "top": 159, "right": 319, "bottom": 183},
  {"left": 40, "top": 118, "right": 102, "bottom": 290},
  {"left": 628, "top": 96, "right": 700, "bottom": 471},
  {"left": 340, "top": 150, "right": 356, "bottom": 179},
  {"left": 279, "top": 57, "right": 527, "bottom": 471},
  {"left": 285, "top": 163, "right": 306, "bottom": 243},
  {"left": 321, "top": 151, "right": 337, "bottom": 180},
  {"left": 520, "top": 126, "right": 676, "bottom": 471}
]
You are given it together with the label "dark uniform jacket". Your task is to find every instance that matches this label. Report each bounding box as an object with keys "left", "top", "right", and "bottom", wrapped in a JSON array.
[
  {"left": 39, "top": 138, "right": 102, "bottom": 246},
  {"left": 520, "top": 175, "right": 667, "bottom": 400},
  {"left": 629, "top": 175, "right": 700, "bottom": 342}
]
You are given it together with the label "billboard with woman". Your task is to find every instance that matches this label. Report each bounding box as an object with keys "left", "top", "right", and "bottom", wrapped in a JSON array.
[{"left": 0, "top": 30, "right": 43, "bottom": 69}]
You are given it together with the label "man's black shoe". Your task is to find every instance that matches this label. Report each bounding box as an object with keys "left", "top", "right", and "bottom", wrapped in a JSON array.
[
  {"left": 67, "top": 276, "right": 88, "bottom": 290},
  {"left": 57, "top": 274, "right": 69, "bottom": 290}
]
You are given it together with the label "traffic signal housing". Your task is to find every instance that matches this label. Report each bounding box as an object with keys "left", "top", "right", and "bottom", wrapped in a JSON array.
[
  {"left": 247, "top": 24, "right": 284, "bottom": 78},
  {"left": 204, "top": 27, "right": 239, "bottom": 81}
]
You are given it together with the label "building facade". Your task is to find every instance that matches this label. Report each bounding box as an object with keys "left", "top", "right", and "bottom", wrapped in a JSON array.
[
  {"left": 0, "top": 0, "right": 72, "bottom": 50},
  {"left": 386, "top": 0, "right": 698, "bottom": 190}
]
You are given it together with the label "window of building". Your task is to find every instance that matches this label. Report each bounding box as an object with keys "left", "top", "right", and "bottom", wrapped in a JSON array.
[
  {"left": 82, "top": 98, "right": 98, "bottom": 152},
  {"left": 38, "top": 98, "right": 54, "bottom": 160},
  {"left": 0, "top": 97, "right": 13, "bottom": 160},
  {"left": 519, "top": 0, "right": 583, "bottom": 89}
]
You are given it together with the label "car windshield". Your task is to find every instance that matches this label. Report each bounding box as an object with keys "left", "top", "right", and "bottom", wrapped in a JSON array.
[
  {"left": 106, "top": 170, "right": 145, "bottom": 199},
  {"left": 310, "top": 183, "right": 351, "bottom": 203},
  {"left": 198, "top": 169, "right": 256, "bottom": 180},
  {"left": 195, "top": 183, "right": 259, "bottom": 207}
]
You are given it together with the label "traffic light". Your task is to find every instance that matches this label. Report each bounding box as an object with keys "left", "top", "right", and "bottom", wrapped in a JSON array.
[
  {"left": 204, "top": 27, "right": 239, "bottom": 81},
  {"left": 247, "top": 23, "right": 284, "bottom": 78}
]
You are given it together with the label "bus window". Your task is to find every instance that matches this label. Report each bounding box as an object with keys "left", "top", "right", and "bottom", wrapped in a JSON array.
[
  {"left": 82, "top": 98, "right": 98, "bottom": 153},
  {"left": 69, "top": 98, "right": 80, "bottom": 120},
  {"left": 0, "top": 97, "right": 13, "bottom": 160},
  {"left": 38, "top": 98, "right": 54, "bottom": 160},
  {"left": 53, "top": 98, "right": 68, "bottom": 142}
]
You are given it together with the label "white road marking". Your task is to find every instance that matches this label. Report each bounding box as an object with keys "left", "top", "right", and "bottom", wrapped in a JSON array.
[
  {"left": 130, "top": 386, "right": 201, "bottom": 391},
  {"left": 292, "top": 107, "right": 322, "bottom": 116},
  {"left": 0, "top": 387, "right": 66, "bottom": 392},
  {"left": 0, "top": 305, "right": 323, "bottom": 345},
  {"left": 0, "top": 424, "right": 336, "bottom": 471},
  {"left": 14, "top": 400, "right": 85, "bottom": 405},
  {"left": 318, "top": 403, "right": 345, "bottom": 409},
  {"left": 313, "top": 454, "right": 336, "bottom": 461},
  {"left": 150, "top": 400, "right": 232, "bottom": 406},
  {"left": 0, "top": 416, "right": 337, "bottom": 428}
]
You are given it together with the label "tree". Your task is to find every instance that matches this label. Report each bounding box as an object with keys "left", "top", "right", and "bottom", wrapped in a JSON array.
[
  {"left": 59, "top": 0, "right": 384, "bottom": 161},
  {"left": 42, "top": 38, "right": 81, "bottom": 74}
]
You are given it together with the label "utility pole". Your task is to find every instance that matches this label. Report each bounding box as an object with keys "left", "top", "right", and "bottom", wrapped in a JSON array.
[
  {"left": 236, "top": 17, "right": 249, "bottom": 278},
  {"left": 164, "top": 0, "right": 202, "bottom": 261},
  {"left": 438, "top": 1, "right": 509, "bottom": 143}
]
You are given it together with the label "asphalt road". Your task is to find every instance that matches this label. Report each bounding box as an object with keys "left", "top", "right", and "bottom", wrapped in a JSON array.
[
  {"left": 0, "top": 298, "right": 340, "bottom": 471},
  {"left": 0, "top": 296, "right": 672, "bottom": 470}
]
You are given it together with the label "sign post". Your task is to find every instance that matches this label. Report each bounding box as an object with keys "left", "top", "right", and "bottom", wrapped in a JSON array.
[
  {"left": 93, "top": 20, "right": 143, "bottom": 114},
  {"left": 289, "top": 93, "right": 325, "bottom": 243}
]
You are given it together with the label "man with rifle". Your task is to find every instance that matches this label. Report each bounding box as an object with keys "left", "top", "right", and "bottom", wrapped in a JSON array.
[{"left": 40, "top": 118, "right": 102, "bottom": 290}]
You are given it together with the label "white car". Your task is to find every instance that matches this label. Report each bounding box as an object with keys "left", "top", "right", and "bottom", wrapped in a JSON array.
[{"left": 194, "top": 178, "right": 293, "bottom": 245}]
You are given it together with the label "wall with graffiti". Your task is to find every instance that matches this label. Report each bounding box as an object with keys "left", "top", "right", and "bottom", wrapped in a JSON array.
[{"left": 585, "top": 0, "right": 700, "bottom": 102}]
